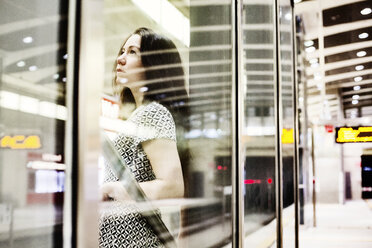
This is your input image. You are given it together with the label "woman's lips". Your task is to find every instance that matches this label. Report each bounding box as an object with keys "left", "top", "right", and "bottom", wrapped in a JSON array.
[{"left": 116, "top": 68, "right": 124, "bottom": 72}]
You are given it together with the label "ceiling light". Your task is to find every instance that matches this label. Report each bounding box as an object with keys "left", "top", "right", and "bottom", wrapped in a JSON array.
[
  {"left": 355, "top": 65, "right": 364, "bottom": 71},
  {"left": 53, "top": 74, "right": 59, "bottom": 80},
  {"left": 139, "top": 86, "right": 148, "bottom": 92},
  {"left": 352, "top": 95, "right": 360, "bottom": 100},
  {"left": 356, "top": 51, "right": 367, "bottom": 57},
  {"left": 360, "top": 8, "right": 372, "bottom": 15},
  {"left": 359, "top": 32, "right": 369, "bottom": 39},
  {"left": 62, "top": 77, "right": 67, "bottom": 82},
  {"left": 352, "top": 100, "right": 359, "bottom": 105},
  {"left": 17, "top": 61, "right": 26, "bottom": 67},
  {"left": 304, "top": 40, "right": 314, "bottom": 47},
  {"left": 354, "top": 76, "right": 363, "bottom": 82},
  {"left": 305, "top": 46, "right": 316, "bottom": 53},
  {"left": 285, "top": 13, "right": 292, "bottom": 21},
  {"left": 63, "top": 54, "right": 68, "bottom": 60},
  {"left": 353, "top": 85, "right": 361, "bottom": 91},
  {"left": 311, "top": 63, "right": 319, "bottom": 68},
  {"left": 28, "top": 65, "right": 38, "bottom": 71},
  {"left": 22, "top": 36, "right": 33, "bottom": 44},
  {"left": 309, "top": 58, "right": 318, "bottom": 64}
]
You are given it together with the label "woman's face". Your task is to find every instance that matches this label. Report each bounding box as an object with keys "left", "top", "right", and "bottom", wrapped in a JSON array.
[{"left": 116, "top": 34, "right": 146, "bottom": 86}]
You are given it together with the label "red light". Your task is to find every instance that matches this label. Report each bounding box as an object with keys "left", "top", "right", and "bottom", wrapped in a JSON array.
[
  {"left": 325, "top": 124, "right": 333, "bottom": 133},
  {"left": 267, "top": 178, "right": 273, "bottom": 184},
  {"left": 217, "top": 165, "right": 222, "bottom": 170},
  {"left": 244, "top": 179, "right": 255, "bottom": 184},
  {"left": 223, "top": 166, "right": 227, "bottom": 171}
]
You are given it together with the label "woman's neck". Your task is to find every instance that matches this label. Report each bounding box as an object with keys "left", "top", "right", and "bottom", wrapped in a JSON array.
[{"left": 131, "top": 86, "right": 145, "bottom": 108}]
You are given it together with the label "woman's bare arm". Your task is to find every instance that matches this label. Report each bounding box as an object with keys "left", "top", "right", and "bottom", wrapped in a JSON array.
[
  {"left": 100, "top": 138, "right": 184, "bottom": 201},
  {"left": 139, "top": 138, "right": 184, "bottom": 200}
]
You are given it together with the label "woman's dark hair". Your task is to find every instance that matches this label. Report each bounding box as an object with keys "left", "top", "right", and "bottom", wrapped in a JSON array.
[{"left": 114, "top": 27, "right": 189, "bottom": 122}]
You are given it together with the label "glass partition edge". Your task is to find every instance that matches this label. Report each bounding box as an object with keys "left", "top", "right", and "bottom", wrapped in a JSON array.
[
  {"left": 232, "top": 0, "right": 244, "bottom": 247},
  {"left": 64, "top": 0, "right": 79, "bottom": 247},
  {"left": 274, "top": 0, "right": 283, "bottom": 247},
  {"left": 76, "top": 0, "right": 103, "bottom": 247},
  {"left": 291, "top": 2, "right": 300, "bottom": 248}
]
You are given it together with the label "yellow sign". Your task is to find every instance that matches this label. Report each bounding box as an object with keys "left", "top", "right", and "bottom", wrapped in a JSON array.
[
  {"left": 0, "top": 135, "right": 41, "bottom": 149},
  {"left": 336, "top": 126, "right": 372, "bottom": 143},
  {"left": 282, "top": 128, "right": 294, "bottom": 144}
]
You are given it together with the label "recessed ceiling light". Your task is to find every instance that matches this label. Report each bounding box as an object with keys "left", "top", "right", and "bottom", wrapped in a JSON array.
[
  {"left": 359, "top": 32, "right": 369, "bottom": 39},
  {"left": 311, "top": 63, "right": 319, "bottom": 68},
  {"left": 352, "top": 100, "right": 359, "bottom": 105},
  {"left": 63, "top": 54, "right": 68, "bottom": 60},
  {"left": 355, "top": 65, "right": 364, "bottom": 71},
  {"left": 353, "top": 85, "right": 361, "bottom": 91},
  {"left": 285, "top": 13, "right": 292, "bottom": 21},
  {"left": 17, "top": 61, "right": 26, "bottom": 67},
  {"left": 305, "top": 46, "right": 316, "bottom": 53},
  {"left": 304, "top": 40, "right": 314, "bottom": 47},
  {"left": 53, "top": 74, "right": 60, "bottom": 80},
  {"left": 356, "top": 51, "right": 367, "bottom": 57},
  {"left": 140, "top": 86, "right": 148, "bottom": 92},
  {"left": 354, "top": 76, "right": 363, "bottom": 82},
  {"left": 352, "top": 95, "right": 360, "bottom": 100},
  {"left": 360, "top": 8, "right": 372, "bottom": 15},
  {"left": 62, "top": 77, "right": 67, "bottom": 82},
  {"left": 309, "top": 58, "right": 318, "bottom": 64},
  {"left": 23, "top": 36, "right": 33, "bottom": 44},
  {"left": 28, "top": 65, "right": 38, "bottom": 71}
]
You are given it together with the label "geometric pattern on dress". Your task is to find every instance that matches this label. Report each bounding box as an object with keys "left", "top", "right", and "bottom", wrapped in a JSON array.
[{"left": 99, "top": 102, "right": 175, "bottom": 248}]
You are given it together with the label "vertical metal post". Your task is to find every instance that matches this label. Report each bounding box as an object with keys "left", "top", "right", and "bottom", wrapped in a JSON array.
[
  {"left": 232, "top": 0, "right": 244, "bottom": 247},
  {"left": 291, "top": 1, "right": 300, "bottom": 247},
  {"left": 274, "top": 0, "right": 283, "bottom": 247},
  {"left": 64, "top": 0, "right": 79, "bottom": 247}
]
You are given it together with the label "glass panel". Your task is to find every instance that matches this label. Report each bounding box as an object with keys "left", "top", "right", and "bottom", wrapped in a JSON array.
[
  {"left": 99, "top": 1, "right": 233, "bottom": 247},
  {"left": 278, "top": 1, "right": 296, "bottom": 247},
  {"left": 241, "top": 1, "right": 277, "bottom": 246},
  {"left": 0, "top": 1, "right": 68, "bottom": 247}
]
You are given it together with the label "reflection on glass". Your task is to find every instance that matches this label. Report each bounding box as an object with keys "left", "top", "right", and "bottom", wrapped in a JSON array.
[
  {"left": 101, "top": 1, "right": 233, "bottom": 247},
  {"left": 279, "top": 1, "right": 296, "bottom": 247},
  {"left": 0, "top": 0, "right": 68, "bottom": 247},
  {"left": 242, "top": 1, "right": 277, "bottom": 246}
]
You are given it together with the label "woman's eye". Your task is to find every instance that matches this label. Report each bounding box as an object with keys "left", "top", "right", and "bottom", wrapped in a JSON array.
[{"left": 129, "top": 50, "right": 136, "bottom": 54}]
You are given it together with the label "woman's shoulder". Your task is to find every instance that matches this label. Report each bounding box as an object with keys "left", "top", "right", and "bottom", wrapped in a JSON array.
[{"left": 137, "top": 102, "right": 172, "bottom": 119}]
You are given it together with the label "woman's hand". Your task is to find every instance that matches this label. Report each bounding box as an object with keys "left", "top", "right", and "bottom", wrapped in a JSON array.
[{"left": 100, "top": 181, "right": 132, "bottom": 202}]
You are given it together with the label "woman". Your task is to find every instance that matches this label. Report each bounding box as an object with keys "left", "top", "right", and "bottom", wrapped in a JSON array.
[{"left": 99, "top": 27, "right": 189, "bottom": 247}]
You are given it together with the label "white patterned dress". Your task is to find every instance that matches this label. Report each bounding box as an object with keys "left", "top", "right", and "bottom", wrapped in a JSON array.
[{"left": 99, "top": 102, "right": 176, "bottom": 248}]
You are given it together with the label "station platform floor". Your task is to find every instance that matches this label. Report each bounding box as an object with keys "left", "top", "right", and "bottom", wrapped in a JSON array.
[{"left": 298, "top": 199, "right": 372, "bottom": 248}]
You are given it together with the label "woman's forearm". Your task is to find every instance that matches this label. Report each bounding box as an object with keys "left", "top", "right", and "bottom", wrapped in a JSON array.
[{"left": 139, "top": 179, "right": 184, "bottom": 200}]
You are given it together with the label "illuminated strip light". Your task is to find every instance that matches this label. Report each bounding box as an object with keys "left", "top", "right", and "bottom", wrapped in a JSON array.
[
  {"left": 131, "top": 0, "right": 190, "bottom": 47},
  {"left": 0, "top": 90, "right": 67, "bottom": 120},
  {"left": 244, "top": 179, "right": 262, "bottom": 184},
  {"left": 27, "top": 161, "right": 66, "bottom": 170}
]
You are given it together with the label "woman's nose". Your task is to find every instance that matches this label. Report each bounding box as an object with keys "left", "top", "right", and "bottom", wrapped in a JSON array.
[{"left": 117, "top": 54, "right": 126, "bottom": 65}]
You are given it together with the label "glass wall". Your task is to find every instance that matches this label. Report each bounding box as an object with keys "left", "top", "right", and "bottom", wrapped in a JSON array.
[
  {"left": 98, "top": 0, "right": 233, "bottom": 247},
  {"left": 0, "top": 1, "right": 68, "bottom": 247},
  {"left": 241, "top": 0, "right": 278, "bottom": 246}
]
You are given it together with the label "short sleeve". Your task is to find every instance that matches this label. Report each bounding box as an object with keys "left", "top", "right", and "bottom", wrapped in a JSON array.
[{"left": 132, "top": 102, "right": 176, "bottom": 143}]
